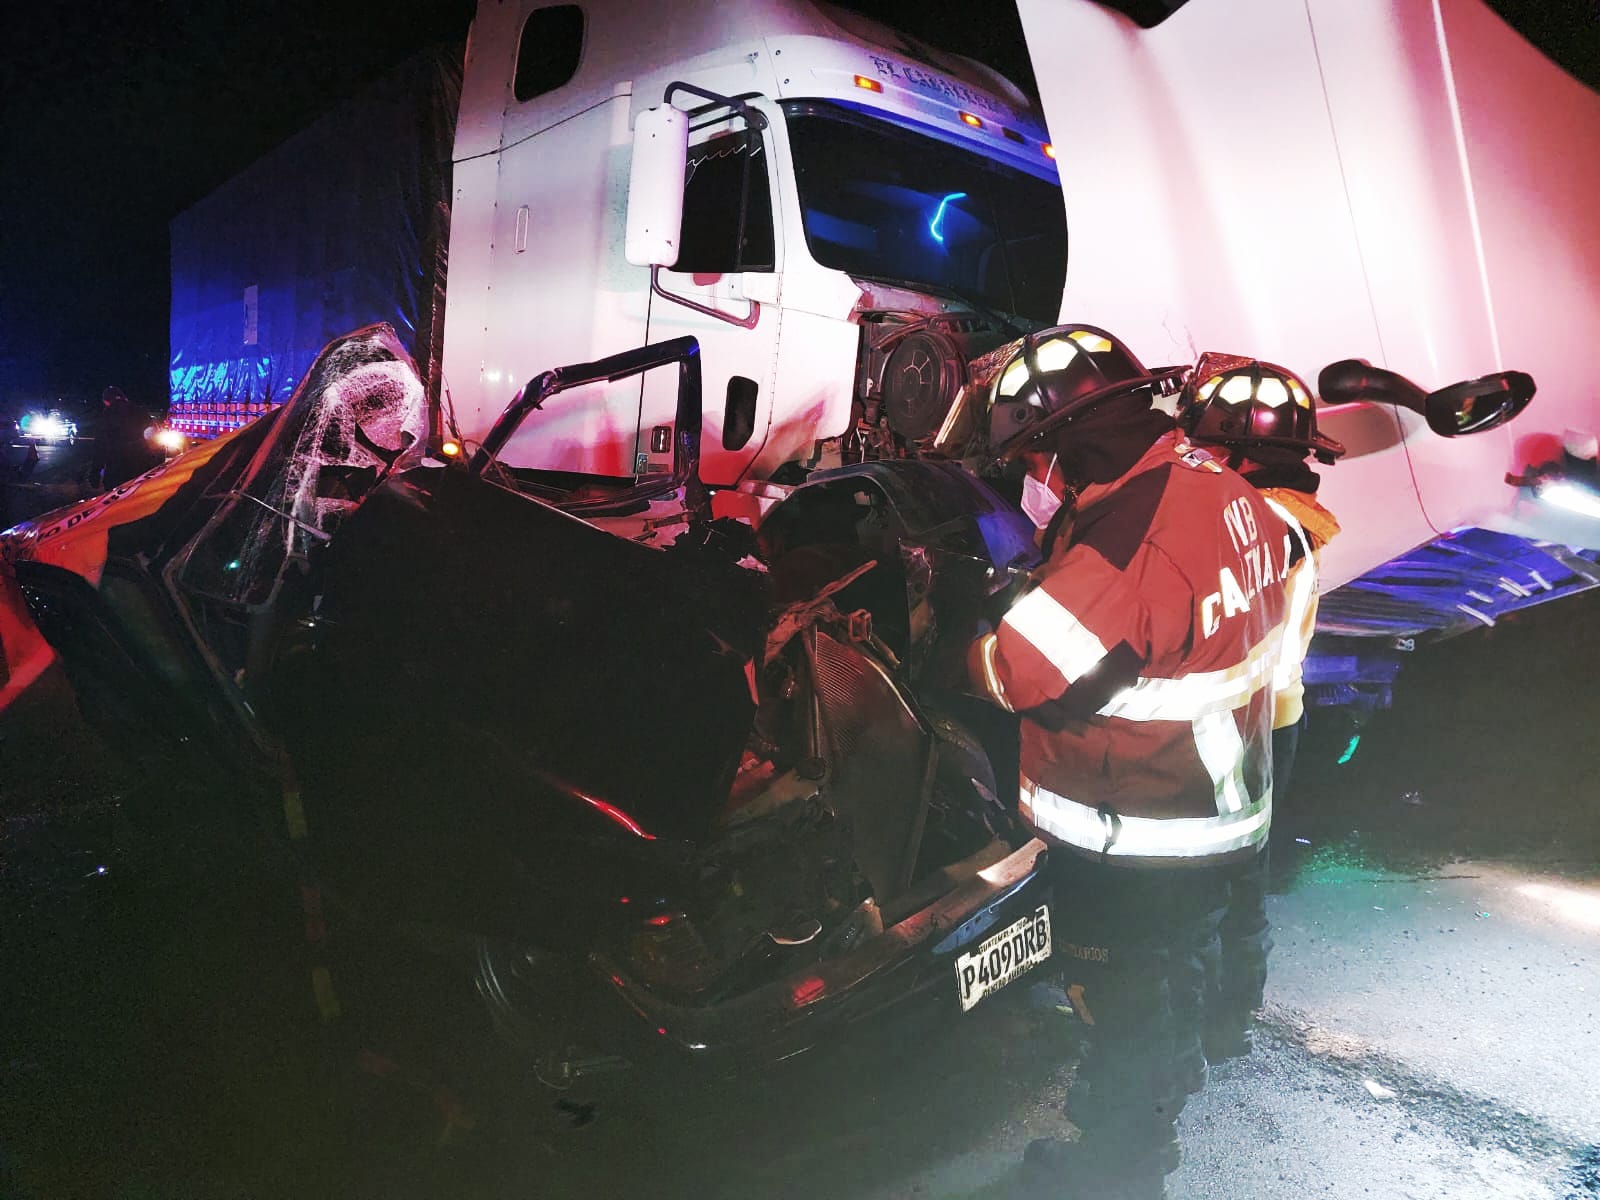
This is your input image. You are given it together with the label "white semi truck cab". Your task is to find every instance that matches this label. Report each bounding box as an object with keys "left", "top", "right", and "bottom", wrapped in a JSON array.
[{"left": 439, "top": 0, "right": 1065, "bottom": 489}]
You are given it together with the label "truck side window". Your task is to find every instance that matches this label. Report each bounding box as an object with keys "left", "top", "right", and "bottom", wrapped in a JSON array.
[
  {"left": 513, "top": 5, "right": 584, "bottom": 103},
  {"left": 677, "top": 132, "right": 775, "bottom": 274}
]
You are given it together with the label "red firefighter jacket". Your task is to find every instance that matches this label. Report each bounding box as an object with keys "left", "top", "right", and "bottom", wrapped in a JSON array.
[{"left": 974, "top": 430, "right": 1294, "bottom": 866}]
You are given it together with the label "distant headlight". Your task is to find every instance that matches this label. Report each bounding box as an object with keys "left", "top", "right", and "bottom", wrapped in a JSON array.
[
  {"left": 20, "top": 412, "right": 72, "bottom": 441},
  {"left": 152, "top": 428, "right": 188, "bottom": 454}
]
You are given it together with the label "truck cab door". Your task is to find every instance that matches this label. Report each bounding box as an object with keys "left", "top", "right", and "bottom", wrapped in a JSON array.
[
  {"left": 640, "top": 107, "right": 784, "bottom": 488},
  {"left": 452, "top": 3, "right": 652, "bottom": 479}
]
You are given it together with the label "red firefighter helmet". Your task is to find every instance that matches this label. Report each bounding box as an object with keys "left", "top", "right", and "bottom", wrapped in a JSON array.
[
  {"left": 985, "top": 324, "right": 1182, "bottom": 459},
  {"left": 1178, "top": 353, "right": 1345, "bottom": 465}
]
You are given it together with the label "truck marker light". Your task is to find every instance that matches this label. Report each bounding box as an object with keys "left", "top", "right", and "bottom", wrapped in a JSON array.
[
  {"left": 1002, "top": 127, "right": 1025, "bottom": 144},
  {"left": 853, "top": 75, "right": 883, "bottom": 93},
  {"left": 960, "top": 111, "right": 983, "bottom": 129},
  {"left": 441, "top": 439, "right": 462, "bottom": 458},
  {"left": 1042, "top": 143, "right": 1056, "bottom": 159}
]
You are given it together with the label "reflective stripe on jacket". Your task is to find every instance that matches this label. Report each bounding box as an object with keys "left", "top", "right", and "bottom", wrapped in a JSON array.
[
  {"left": 980, "top": 431, "right": 1293, "bottom": 865},
  {"left": 1259, "top": 487, "right": 1339, "bottom": 730}
]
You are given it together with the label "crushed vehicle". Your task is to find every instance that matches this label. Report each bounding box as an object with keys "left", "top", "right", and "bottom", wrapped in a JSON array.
[
  {"left": 1, "top": 324, "right": 1062, "bottom": 1082},
  {"left": 0, "top": 314, "right": 1533, "bottom": 1080}
]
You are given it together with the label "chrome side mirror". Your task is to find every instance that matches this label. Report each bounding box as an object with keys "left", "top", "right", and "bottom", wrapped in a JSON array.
[{"left": 1424, "top": 371, "right": 1536, "bottom": 437}]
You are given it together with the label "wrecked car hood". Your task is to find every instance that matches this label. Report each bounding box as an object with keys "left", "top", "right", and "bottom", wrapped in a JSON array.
[{"left": 285, "top": 463, "right": 768, "bottom": 846}]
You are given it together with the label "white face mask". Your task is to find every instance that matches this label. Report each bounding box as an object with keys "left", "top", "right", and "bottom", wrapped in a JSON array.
[{"left": 1020, "top": 454, "right": 1063, "bottom": 529}]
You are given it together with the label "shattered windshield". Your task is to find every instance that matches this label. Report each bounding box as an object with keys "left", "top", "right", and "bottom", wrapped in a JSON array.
[
  {"left": 782, "top": 100, "right": 1067, "bottom": 325},
  {"left": 177, "top": 325, "right": 429, "bottom": 610}
]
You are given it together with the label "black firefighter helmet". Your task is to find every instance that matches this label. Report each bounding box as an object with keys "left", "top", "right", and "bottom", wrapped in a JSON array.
[
  {"left": 982, "top": 324, "right": 1183, "bottom": 461},
  {"left": 1178, "top": 353, "right": 1345, "bottom": 465}
]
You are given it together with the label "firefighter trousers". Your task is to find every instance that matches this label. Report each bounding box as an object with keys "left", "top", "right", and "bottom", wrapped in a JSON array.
[
  {"left": 1271, "top": 718, "right": 1304, "bottom": 807},
  {"left": 1048, "top": 856, "right": 1231, "bottom": 1173},
  {"left": 1209, "top": 845, "right": 1272, "bottom": 1055}
]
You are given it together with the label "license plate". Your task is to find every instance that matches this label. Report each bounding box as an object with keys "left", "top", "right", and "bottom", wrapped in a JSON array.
[{"left": 955, "top": 903, "right": 1051, "bottom": 1013}]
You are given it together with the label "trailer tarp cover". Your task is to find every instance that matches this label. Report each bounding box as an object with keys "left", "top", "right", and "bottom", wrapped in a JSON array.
[{"left": 168, "top": 47, "right": 461, "bottom": 414}]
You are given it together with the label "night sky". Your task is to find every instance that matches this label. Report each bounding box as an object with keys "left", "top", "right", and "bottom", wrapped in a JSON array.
[
  {"left": 0, "top": 1, "right": 1590, "bottom": 414},
  {"left": 2, "top": 0, "right": 477, "bottom": 410}
]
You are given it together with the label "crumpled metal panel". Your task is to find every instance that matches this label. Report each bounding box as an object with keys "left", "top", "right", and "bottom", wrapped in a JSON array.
[
  {"left": 175, "top": 324, "right": 429, "bottom": 612},
  {"left": 1315, "top": 527, "right": 1600, "bottom": 641},
  {"left": 809, "top": 627, "right": 928, "bottom": 900}
]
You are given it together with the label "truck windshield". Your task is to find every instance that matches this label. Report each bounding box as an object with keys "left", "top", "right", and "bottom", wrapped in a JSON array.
[{"left": 782, "top": 100, "right": 1066, "bottom": 326}]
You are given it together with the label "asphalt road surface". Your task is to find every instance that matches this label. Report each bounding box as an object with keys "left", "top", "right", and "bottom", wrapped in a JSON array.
[
  {"left": 1, "top": 438, "right": 91, "bottom": 529},
  {"left": 2, "top": 587, "right": 1597, "bottom": 1199}
]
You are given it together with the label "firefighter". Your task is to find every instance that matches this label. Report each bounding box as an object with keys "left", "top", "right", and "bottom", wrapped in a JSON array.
[
  {"left": 1174, "top": 354, "right": 1344, "bottom": 1063},
  {"left": 967, "top": 326, "right": 1295, "bottom": 1199},
  {"left": 1177, "top": 354, "right": 1344, "bottom": 799},
  {"left": 89, "top": 385, "right": 152, "bottom": 492}
]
